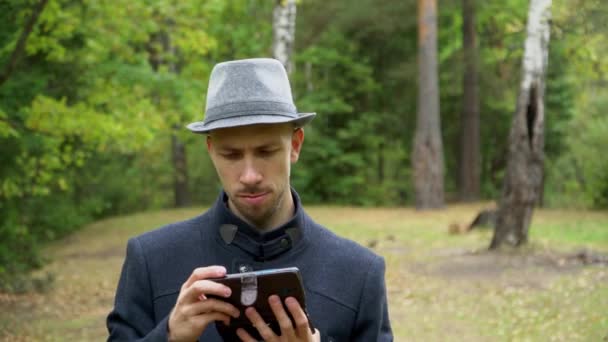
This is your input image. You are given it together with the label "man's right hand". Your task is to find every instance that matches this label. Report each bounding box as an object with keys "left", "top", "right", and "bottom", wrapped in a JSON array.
[{"left": 168, "top": 266, "right": 240, "bottom": 342}]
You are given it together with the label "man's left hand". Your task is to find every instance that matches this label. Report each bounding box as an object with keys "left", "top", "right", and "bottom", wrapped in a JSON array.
[{"left": 235, "top": 295, "right": 320, "bottom": 342}]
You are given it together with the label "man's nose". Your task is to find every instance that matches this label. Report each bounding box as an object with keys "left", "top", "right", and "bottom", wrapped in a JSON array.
[{"left": 239, "top": 160, "right": 262, "bottom": 185}]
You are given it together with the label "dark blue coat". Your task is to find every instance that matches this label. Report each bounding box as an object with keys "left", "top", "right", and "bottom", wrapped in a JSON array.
[{"left": 107, "top": 192, "right": 393, "bottom": 341}]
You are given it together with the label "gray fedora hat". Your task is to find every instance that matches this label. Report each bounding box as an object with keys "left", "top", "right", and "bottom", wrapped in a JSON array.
[{"left": 187, "top": 58, "right": 315, "bottom": 133}]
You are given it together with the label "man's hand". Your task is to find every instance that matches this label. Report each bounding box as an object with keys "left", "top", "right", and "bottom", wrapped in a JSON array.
[
  {"left": 235, "top": 295, "right": 320, "bottom": 342},
  {"left": 168, "top": 266, "right": 240, "bottom": 342}
]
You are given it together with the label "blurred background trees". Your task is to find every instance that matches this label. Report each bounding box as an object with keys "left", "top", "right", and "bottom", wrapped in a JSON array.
[{"left": 0, "top": 0, "right": 606, "bottom": 286}]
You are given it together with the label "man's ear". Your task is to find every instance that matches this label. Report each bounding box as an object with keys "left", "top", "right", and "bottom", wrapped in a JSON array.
[
  {"left": 206, "top": 135, "right": 213, "bottom": 153},
  {"left": 290, "top": 128, "right": 305, "bottom": 163}
]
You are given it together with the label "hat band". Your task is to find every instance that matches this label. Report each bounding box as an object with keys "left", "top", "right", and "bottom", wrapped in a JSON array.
[{"left": 204, "top": 101, "right": 297, "bottom": 124}]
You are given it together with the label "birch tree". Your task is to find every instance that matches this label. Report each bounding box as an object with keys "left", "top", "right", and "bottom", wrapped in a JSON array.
[
  {"left": 412, "top": 0, "right": 445, "bottom": 209},
  {"left": 490, "top": 0, "right": 552, "bottom": 249},
  {"left": 273, "top": 0, "right": 297, "bottom": 74}
]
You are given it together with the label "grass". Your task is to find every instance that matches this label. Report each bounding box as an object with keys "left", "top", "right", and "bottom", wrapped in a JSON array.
[
  {"left": 1, "top": 203, "right": 607, "bottom": 341},
  {"left": 531, "top": 210, "right": 608, "bottom": 249}
]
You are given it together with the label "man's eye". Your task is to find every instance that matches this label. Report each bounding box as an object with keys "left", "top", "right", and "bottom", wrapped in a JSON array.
[
  {"left": 259, "top": 149, "right": 277, "bottom": 157},
  {"left": 221, "top": 153, "right": 240, "bottom": 160}
]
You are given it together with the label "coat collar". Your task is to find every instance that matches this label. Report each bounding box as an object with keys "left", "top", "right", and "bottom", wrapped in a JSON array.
[{"left": 212, "top": 188, "right": 305, "bottom": 261}]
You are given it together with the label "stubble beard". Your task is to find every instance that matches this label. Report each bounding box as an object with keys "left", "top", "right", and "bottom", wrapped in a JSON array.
[{"left": 233, "top": 185, "right": 287, "bottom": 230}]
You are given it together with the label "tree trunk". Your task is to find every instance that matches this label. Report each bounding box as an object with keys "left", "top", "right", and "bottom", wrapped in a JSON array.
[
  {"left": 459, "top": 0, "right": 481, "bottom": 202},
  {"left": 490, "top": 0, "right": 552, "bottom": 249},
  {"left": 167, "top": 31, "right": 191, "bottom": 208},
  {"left": 378, "top": 142, "right": 385, "bottom": 182},
  {"left": 172, "top": 132, "right": 190, "bottom": 207},
  {"left": 305, "top": 61, "right": 313, "bottom": 92},
  {"left": 412, "top": 0, "right": 445, "bottom": 209},
  {"left": 273, "top": 0, "right": 297, "bottom": 75},
  {"left": 148, "top": 28, "right": 191, "bottom": 208}
]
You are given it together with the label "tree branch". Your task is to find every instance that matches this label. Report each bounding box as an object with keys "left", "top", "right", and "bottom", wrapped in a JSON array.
[{"left": 0, "top": 0, "right": 50, "bottom": 88}]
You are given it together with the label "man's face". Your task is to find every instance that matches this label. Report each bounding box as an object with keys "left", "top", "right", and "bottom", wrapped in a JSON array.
[{"left": 207, "top": 123, "right": 304, "bottom": 229}]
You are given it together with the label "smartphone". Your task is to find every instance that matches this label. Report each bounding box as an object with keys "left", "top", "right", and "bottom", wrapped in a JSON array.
[{"left": 209, "top": 267, "right": 313, "bottom": 338}]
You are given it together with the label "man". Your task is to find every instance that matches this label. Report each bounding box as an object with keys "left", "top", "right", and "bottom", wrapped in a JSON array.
[{"left": 107, "top": 58, "right": 393, "bottom": 341}]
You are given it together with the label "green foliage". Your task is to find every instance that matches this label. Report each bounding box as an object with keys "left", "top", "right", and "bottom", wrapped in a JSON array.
[
  {"left": 543, "top": 0, "right": 608, "bottom": 208},
  {"left": 0, "top": 0, "right": 229, "bottom": 284},
  {"left": 546, "top": 93, "right": 608, "bottom": 208},
  {"left": 292, "top": 30, "right": 393, "bottom": 205},
  {"left": 0, "top": 0, "right": 272, "bottom": 288}
]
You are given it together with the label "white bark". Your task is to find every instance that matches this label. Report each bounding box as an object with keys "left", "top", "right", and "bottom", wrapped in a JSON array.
[
  {"left": 520, "top": 0, "right": 552, "bottom": 106},
  {"left": 273, "top": 0, "right": 297, "bottom": 74}
]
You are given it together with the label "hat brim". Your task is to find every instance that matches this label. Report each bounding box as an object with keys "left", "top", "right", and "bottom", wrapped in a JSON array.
[{"left": 187, "top": 112, "right": 316, "bottom": 134}]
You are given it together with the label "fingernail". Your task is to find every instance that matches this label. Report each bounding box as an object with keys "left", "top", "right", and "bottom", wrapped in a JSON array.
[{"left": 224, "top": 288, "right": 231, "bottom": 297}]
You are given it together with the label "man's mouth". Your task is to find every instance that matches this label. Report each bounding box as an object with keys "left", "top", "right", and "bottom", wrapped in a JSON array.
[{"left": 238, "top": 192, "right": 269, "bottom": 205}]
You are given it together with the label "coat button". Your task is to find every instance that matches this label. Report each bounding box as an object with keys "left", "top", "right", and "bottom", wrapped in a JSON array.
[{"left": 280, "top": 238, "right": 289, "bottom": 248}]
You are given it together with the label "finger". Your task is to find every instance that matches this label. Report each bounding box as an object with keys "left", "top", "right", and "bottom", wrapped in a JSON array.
[
  {"left": 235, "top": 328, "right": 257, "bottom": 342},
  {"left": 268, "top": 295, "right": 296, "bottom": 339},
  {"left": 189, "top": 311, "right": 233, "bottom": 329},
  {"left": 184, "top": 279, "right": 232, "bottom": 303},
  {"left": 183, "top": 298, "right": 241, "bottom": 318},
  {"left": 285, "top": 297, "right": 313, "bottom": 336},
  {"left": 183, "top": 266, "right": 227, "bottom": 289},
  {"left": 245, "top": 307, "right": 276, "bottom": 341},
  {"left": 312, "top": 328, "right": 321, "bottom": 342}
]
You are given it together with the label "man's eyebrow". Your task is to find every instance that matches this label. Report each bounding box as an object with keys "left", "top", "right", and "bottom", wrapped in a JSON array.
[
  {"left": 216, "top": 145, "right": 240, "bottom": 152},
  {"left": 256, "top": 142, "right": 281, "bottom": 149}
]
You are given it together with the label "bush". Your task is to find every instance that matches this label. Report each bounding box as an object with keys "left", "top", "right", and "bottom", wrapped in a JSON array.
[{"left": 545, "top": 93, "right": 608, "bottom": 209}]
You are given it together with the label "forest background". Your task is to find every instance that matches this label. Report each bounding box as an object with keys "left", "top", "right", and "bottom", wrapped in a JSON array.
[{"left": 0, "top": 0, "right": 606, "bottom": 287}]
